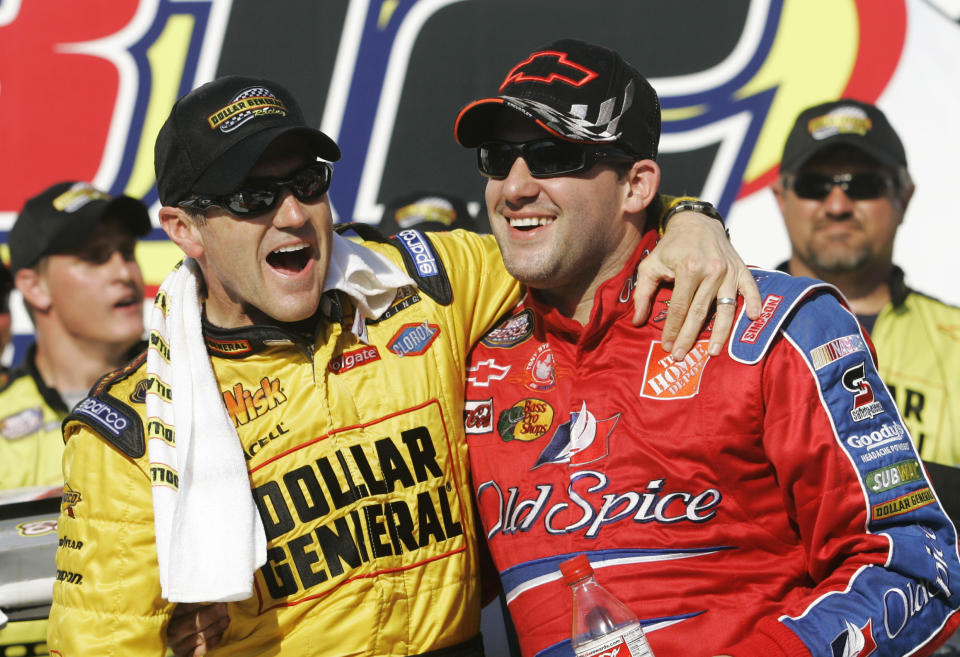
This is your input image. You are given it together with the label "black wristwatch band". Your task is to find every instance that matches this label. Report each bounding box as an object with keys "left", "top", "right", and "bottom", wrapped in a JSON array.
[{"left": 660, "top": 200, "right": 726, "bottom": 235}]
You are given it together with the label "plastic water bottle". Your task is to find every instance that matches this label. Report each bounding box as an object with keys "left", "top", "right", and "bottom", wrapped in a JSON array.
[{"left": 559, "top": 554, "right": 655, "bottom": 657}]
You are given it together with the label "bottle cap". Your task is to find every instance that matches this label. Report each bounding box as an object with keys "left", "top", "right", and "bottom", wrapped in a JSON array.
[{"left": 559, "top": 554, "right": 594, "bottom": 584}]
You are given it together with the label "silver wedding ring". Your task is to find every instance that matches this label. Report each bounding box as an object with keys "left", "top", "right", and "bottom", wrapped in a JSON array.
[{"left": 716, "top": 297, "right": 737, "bottom": 306}]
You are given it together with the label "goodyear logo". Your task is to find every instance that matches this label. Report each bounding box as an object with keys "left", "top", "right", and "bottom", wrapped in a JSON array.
[
  {"left": 872, "top": 486, "right": 935, "bottom": 520},
  {"left": 497, "top": 398, "right": 554, "bottom": 442},
  {"left": 253, "top": 425, "right": 463, "bottom": 602},
  {"left": 208, "top": 88, "right": 287, "bottom": 131},
  {"left": 866, "top": 459, "right": 922, "bottom": 494},
  {"left": 223, "top": 377, "right": 287, "bottom": 426},
  {"left": 396, "top": 230, "right": 438, "bottom": 277}
]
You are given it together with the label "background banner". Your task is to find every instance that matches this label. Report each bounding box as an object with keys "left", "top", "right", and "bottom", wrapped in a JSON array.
[{"left": 2, "top": 0, "right": 959, "bottom": 365}]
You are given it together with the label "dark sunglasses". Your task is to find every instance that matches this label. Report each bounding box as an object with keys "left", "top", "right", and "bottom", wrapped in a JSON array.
[
  {"left": 179, "top": 161, "right": 332, "bottom": 217},
  {"left": 477, "top": 138, "right": 637, "bottom": 179},
  {"left": 789, "top": 172, "right": 896, "bottom": 201}
]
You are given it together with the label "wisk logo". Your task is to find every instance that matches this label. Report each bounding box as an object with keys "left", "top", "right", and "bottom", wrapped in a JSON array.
[
  {"left": 0, "top": 0, "right": 231, "bottom": 223},
  {"left": 499, "top": 50, "right": 599, "bottom": 89}
]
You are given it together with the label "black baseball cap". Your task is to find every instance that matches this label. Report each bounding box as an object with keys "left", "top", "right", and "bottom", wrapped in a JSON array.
[
  {"left": 8, "top": 181, "right": 151, "bottom": 275},
  {"left": 155, "top": 75, "right": 341, "bottom": 205},
  {"left": 378, "top": 191, "right": 483, "bottom": 235},
  {"left": 781, "top": 99, "right": 908, "bottom": 174},
  {"left": 455, "top": 38, "right": 660, "bottom": 159}
]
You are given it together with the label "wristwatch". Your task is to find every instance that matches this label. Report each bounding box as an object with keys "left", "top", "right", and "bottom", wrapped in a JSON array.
[{"left": 660, "top": 200, "right": 726, "bottom": 235}]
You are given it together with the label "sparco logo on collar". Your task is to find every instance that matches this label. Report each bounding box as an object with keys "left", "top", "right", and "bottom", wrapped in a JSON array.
[
  {"left": 74, "top": 398, "right": 129, "bottom": 437},
  {"left": 208, "top": 86, "right": 287, "bottom": 132},
  {"left": 397, "top": 230, "right": 438, "bottom": 277}
]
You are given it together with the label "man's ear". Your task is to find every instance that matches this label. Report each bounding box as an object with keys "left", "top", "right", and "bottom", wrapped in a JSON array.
[
  {"left": 159, "top": 206, "right": 205, "bottom": 259},
  {"left": 771, "top": 176, "right": 788, "bottom": 215},
  {"left": 623, "top": 159, "right": 661, "bottom": 214},
  {"left": 15, "top": 267, "right": 51, "bottom": 313}
]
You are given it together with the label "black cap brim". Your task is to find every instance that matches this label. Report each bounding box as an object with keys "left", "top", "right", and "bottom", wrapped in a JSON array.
[
  {"left": 782, "top": 135, "right": 904, "bottom": 174},
  {"left": 455, "top": 97, "right": 574, "bottom": 148},
  {"left": 193, "top": 125, "right": 341, "bottom": 196}
]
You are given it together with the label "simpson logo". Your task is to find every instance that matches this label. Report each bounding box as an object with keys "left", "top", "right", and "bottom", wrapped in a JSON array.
[
  {"left": 810, "top": 334, "right": 866, "bottom": 370},
  {"left": 866, "top": 459, "right": 922, "bottom": 494},
  {"left": 872, "top": 486, "right": 936, "bottom": 521},
  {"left": 468, "top": 359, "right": 510, "bottom": 387},
  {"left": 396, "top": 230, "right": 438, "bottom": 277},
  {"left": 830, "top": 619, "right": 877, "bottom": 657},
  {"left": 74, "top": 398, "right": 130, "bottom": 438},
  {"left": 497, "top": 399, "right": 554, "bottom": 442},
  {"left": 535, "top": 402, "right": 620, "bottom": 468},
  {"left": 481, "top": 309, "right": 534, "bottom": 348},
  {"left": 501, "top": 50, "right": 599, "bottom": 88},
  {"left": 739, "top": 294, "right": 782, "bottom": 344},
  {"left": 208, "top": 86, "right": 287, "bottom": 132},
  {"left": 640, "top": 340, "right": 710, "bottom": 400},
  {"left": 464, "top": 399, "right": 494, "bottom": 434},
  {"left": 526, "top": 344, "right": 555, "bottom": 391},
  {"left": 1, "top": 407, "right": 44, "bottom": 440},
  {"left": 206, "top": 337, "right": 253, "bottom": 356},
  {"left": 842, "top": 362, "right": 884, "bottom": 422},
  {"left": 62, "top": 484, "right": 81, "bottom": 518},
  {"left": 328, "top": 346, "right": 381, "bottom": 374},
  {"left": 388, "top": 322, "right": 440, "bottom": 356}
]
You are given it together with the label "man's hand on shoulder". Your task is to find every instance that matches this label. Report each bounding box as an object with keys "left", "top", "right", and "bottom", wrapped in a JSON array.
[{"left": 633, "top": 209, "right": 762, "bottom": 360}]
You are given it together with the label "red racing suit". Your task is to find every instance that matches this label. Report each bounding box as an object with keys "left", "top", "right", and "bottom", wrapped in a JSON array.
[{"left": 465, "top": 229, "right": 960, "bottom": 657}]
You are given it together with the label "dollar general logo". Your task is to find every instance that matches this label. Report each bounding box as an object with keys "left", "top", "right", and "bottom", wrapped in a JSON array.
[
  {"left": 223, "top": 377, "right": 288, "bottom": 426},
  {"left": 872, "top": 486, "right": 935, "bottom": 521}
]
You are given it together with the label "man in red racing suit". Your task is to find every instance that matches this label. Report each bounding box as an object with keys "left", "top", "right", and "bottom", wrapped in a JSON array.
[{"left": 457, "top": 38, "right": 960, "bottom": 657}]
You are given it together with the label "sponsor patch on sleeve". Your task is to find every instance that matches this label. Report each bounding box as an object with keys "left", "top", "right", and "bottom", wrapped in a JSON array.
[{"left": 67, "top": 395, "right": 144, "bottom": 459}]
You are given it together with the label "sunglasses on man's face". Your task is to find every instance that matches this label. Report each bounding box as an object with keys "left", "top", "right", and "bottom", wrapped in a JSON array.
[
  {"left": 788, "top": 172, "right": 897, "bottom": 201},
  {"left": 179, "top": 161, "right": 332, "bottom": 217},
  {"left": 477, "top": 138, "right": 637, "bottom": 179}
]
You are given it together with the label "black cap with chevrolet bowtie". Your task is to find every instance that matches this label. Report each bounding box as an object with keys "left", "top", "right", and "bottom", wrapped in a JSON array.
[
  {"left": 780, "top": 99, "right": 908, "bottom": 174},
  {"left": 154, "top": 75, "right": 341, "bottom": 206},
  {"left": 455, "top": 38, "right": 661, "bottom": 160}
]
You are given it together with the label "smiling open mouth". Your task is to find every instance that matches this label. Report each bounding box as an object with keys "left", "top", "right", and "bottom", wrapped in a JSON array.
[
  {"left": 267, "top": 243, "right": 312, "bottom": 273},
  {"left": 509, "top": 217, "right": 554, "bottom": 231}
]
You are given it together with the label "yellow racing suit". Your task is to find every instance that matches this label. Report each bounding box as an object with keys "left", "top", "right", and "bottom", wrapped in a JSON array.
[
  {"left": 870, "top": 267, "right": 960, "bottom": 467},
  {"left": 47, "top": 228, "right": 521, "bottom": 656}
]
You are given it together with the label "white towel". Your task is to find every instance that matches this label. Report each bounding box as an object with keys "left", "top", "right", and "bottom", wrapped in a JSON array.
[{"left": 145, "top": 233, "right": 413, "bottom": 602}]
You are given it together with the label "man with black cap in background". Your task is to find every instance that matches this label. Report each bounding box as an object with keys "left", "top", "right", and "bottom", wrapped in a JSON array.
[
  {"left": 377, "top": 190, "right": 485, "bottom": 236},
  {"left": 0, "top": 182, "right": 149, "bottom": 491},
  {"left": 0, "top": 262, "right": 12, "bottom": 385},
  {"left": 773, "top": 100, "right": 960, "bottom": 510}
]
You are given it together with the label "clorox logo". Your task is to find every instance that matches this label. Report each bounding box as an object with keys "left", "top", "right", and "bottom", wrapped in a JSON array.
[{"left": 388, "top": 322, "right": 440, "bottom": 356}]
